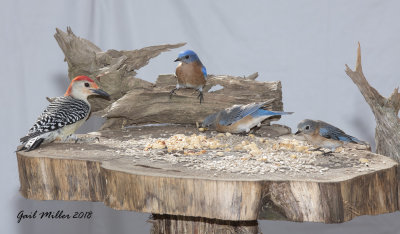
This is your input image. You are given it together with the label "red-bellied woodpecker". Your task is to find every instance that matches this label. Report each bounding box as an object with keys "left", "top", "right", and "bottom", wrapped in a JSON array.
[{"left": 18, "top": 76, "right": 110, "bottom": 151}]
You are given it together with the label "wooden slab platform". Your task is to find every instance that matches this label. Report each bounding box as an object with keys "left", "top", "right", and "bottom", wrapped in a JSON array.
[{"left": 16, "top": 125, "right": 399, "bottom": 223}]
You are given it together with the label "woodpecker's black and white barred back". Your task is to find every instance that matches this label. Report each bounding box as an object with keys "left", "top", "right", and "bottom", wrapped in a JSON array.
[
  {"left": 18, "top": 76, "right": 110, "bottom": 151},
  {"left": 19, "top": 97, "right": 90, "bottom": 151}
]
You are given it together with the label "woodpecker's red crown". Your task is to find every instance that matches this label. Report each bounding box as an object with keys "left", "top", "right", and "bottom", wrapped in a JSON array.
[{"left": 63, "top": 75, "right": 109, "bottom": 101}]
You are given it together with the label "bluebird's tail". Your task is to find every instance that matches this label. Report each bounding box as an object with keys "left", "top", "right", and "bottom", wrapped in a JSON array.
[
  {"left": 349, "top": 136, "right": 363, "bottom": 144},
  {"left": 257, "top": 109, "right": 293, "bottom": 116},
  {"left": 338, "top": 135, "right": 364, "bottom": 144}
]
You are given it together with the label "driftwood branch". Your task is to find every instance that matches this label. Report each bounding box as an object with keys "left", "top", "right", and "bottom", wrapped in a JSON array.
[
  {"left": 345, "top": 43, "right": 400, "bottom": 162},
  {"left": 54, "top": 27, "right": 186, "bottom": 113}
]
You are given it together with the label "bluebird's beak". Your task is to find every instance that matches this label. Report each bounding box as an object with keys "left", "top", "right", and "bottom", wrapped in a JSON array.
[
  {"left": 295, "top": 130, "right": 301, "bottom": 135},
  {"left": 174, "top": 57, "right": 181, "bottom": 62},
  {"left": 91, "top": 88, "right": 110, "bottom": 98}
]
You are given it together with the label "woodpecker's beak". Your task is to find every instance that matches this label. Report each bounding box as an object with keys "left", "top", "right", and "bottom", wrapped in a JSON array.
[
  {"left": 174, "top": 57, "right": 181, "bottom": 62},
  {"left": 91, "top": 88, "right": 110, "bottom": 98},
  {"left": 294, "top": 130, "right": 301, "bottom": 135}
]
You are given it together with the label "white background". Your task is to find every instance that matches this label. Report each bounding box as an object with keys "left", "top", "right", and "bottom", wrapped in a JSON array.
[{"left": 1, "top": 0, "right": 399, "bottom": 233}]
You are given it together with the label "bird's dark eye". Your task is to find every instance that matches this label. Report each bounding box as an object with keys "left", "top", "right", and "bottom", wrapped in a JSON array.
[
  {"left": 84, "top": 83, "right": 90, "bottom": 87},
  {"left": 185, "top": 55, "right": 189, "bottom": 59},
  {"left": 305, "top": 125, "right": 310, "bottom": 130}
]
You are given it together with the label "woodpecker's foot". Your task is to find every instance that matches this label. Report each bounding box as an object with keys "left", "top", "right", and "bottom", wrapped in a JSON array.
[
  {"left": 197, "top": 91, "right": 204, "bottom": 104},
  {"left": 62, "top": 134, "right": 79, "bottom": 143},
  {"left": 63, "top": 134, "right": 100, "bottom": 144},
  {"left": 169, "top": 88, "right": 178, "bottom": 99},
  {"left": 75, "top": 136, "right": 100, "bottom": 143}
]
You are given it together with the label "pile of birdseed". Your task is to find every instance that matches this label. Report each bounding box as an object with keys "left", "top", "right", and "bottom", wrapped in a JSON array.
[{"left": 98, "top": 132, "right": 373, "bottom": 176}]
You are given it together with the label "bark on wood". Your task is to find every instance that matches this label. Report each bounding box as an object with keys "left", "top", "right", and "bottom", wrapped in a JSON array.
[
  {"left": 345, "top": 43, "right": 400, "bottom": 162},
  {"left": 16, "top": 125, "right": 399, "bottom": 223},
  {"left": 54, "top": 27, "right": 283, "bottom": 130}
]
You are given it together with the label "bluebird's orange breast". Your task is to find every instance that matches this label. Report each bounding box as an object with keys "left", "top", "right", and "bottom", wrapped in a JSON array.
[{"left": 176, "top": 62, "right": 206, "bottom": 88}]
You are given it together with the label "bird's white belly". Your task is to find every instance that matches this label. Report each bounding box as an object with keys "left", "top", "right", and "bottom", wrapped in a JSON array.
[
  {"left": 56, "top": 118, "right": 87, "bottom": 141},
  {"left": 319, "top": 140, "right": 343, "bottom": 150},
  {"left": 177, "top": 83, "right": 202, "bottom": 90}
]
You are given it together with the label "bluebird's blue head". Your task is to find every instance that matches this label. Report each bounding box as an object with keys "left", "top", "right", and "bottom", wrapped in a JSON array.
[{"left": 175, "top": 50, "right": 201, "bottom": 64}]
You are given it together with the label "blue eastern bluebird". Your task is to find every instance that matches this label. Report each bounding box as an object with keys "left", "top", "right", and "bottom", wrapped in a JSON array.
[
  {"left": 170, "top": 50, "right": 207, "bottom": 103},
  {"left": 202, "top": 102, "right": 293, "bottom": 133},
  {"left": 295, "top": 119, "right": 365, "bottom": 152}
]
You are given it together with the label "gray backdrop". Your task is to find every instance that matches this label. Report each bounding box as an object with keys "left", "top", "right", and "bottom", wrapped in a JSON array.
[{"left": 1, "top": 0, "right": 399, "bottom": 233}]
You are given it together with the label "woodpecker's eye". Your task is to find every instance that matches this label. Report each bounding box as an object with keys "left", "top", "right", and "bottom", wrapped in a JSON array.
[
  {"left": 305, "top": 125, "right": 310, "bottom": 130},
  {"left": 84, "top": 83, "right": 90, "bottom": 87},
  {"left": 185, "top": 55, "right": 189, "bottom": 59}
]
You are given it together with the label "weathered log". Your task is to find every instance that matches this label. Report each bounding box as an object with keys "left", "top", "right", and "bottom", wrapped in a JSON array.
[
  {"left": 54, "top": 27, "right": 283, "bottom": 130},
  {"left": 16, "top": 125, "right": 399, "bottom": 223},
  {"left": 101, "top": 73, "right": 282, "bottom": 128},
  {"left": 345, "top": 43, "right": 400, "bottom": 162}
]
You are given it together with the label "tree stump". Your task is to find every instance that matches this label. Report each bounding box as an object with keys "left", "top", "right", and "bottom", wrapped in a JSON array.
[{"left": 16, "top": 125, "right": 399, "bottom": 223}]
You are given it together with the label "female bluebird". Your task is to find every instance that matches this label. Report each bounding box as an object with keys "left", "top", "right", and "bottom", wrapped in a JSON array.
[
  {"left": 170, "top": 50, "right": 207, "bottom": 103},
  {"left": 295, "top": 119, "right": 365, "bottom": 152},
  {"left": 202, "top": 101, "right": 293, "bottom": 134}
]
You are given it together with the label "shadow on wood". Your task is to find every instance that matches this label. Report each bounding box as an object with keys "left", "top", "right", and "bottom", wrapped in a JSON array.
[{"left": 149, "top": 214, "right": 259, "bottom": 234}]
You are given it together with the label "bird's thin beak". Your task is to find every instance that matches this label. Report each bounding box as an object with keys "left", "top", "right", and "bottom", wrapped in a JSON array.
[
  {"left": 91, "top": 88, "right": 110, "bottom": 98},
  {"left": 294, "top": 130, "right": 301, "bottom": 135},
  {"left": 174, "top": 58, "right": 181, "bottom": 62}
]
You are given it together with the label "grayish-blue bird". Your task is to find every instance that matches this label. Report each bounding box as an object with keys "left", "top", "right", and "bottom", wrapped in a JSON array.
[
  {"left": 202, "top": 101, "right": 293, "bottom": 133},
  {"left": 295, "top": 119, "right": 366, "bottom": 152}
]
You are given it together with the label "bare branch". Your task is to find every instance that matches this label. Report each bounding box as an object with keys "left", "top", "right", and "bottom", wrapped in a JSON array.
[{"left": 345, "top": 43, "right": 400, "bottom": 162}]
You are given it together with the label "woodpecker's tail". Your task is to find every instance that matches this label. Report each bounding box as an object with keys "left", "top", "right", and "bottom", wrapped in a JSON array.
[{"left": 18, "top": 137, "right": 45, "bottom": 152}]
